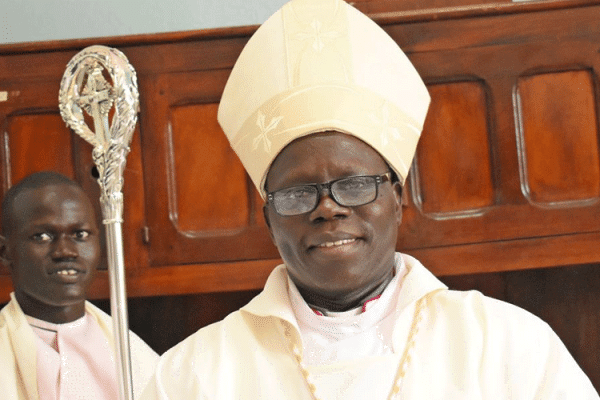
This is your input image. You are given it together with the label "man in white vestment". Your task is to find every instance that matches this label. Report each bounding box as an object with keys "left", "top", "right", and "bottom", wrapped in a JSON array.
[
  {"left": 0, "top": 171, "right": 159, "bottom": 399},
  {"left": 140, "top": 0, "right": 600, "bottom": 398}
]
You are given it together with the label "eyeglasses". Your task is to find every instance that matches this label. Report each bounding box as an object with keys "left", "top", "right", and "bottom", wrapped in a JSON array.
[{"left": 267, "top": 172, "right": 392, "bottom": 216}]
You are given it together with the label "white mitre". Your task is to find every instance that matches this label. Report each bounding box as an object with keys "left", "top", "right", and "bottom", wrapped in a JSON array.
[{"left": 218, "top": 0, "right": 430, "bottom": 198}]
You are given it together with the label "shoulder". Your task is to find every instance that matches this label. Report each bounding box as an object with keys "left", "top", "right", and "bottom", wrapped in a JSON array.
[
  {"left": 0, "top": 302, "right": 14, "bottom": 346},
  {"left": 0, "top": 300, "right": 32, "bottom": 397},
  {"left": 0, "top": 298, "right": 26, "bottom": 333},
  {"left": 428, "top": 289, "right": 553, "bottom": 342},
  {"left": 161, "top": 308, "right": 261, "bottom": 360},
  {"left": 147, "top": 308, "right": 289, "bottom": 398},
  {"left": 83, "top": 300, "right": 159, "bottom": 357},
  {"left": 431, "top": 289, "right": 545, "bottom": 323},
  {"left": 84, "top": 300, "right": 111, "bottom": 322},
  {"left": 158, "top": 307, "right": 279, "bottom": 376},
  {"left": 425, "top": 289, "right": 567, "bottom": 379},
  {"left": 0, "top": 302, "right": 9, "bottom": 329},
  {"left": 151, "top": 310, "right": 242, "bottom": 393},
  {"left": 426, "top": 290, "right": 599, "bottom": 397}
]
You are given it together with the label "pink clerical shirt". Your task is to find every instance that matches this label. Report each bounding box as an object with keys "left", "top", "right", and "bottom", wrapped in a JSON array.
[{"left": 26, "top": 312, "right": 118, "bottom": 400}]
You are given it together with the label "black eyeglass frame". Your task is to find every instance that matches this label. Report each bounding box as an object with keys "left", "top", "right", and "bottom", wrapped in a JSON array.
[{"left": 266, "top": 172, "right": 393, "bottom": 216}]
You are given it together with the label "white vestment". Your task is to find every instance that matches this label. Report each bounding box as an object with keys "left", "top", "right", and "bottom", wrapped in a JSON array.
[
  {"left": 140, "top": 253, "right": 599, "bottom": 399},
  {"left": 0, "top": 293, "right": 159, "bottom": 399}
]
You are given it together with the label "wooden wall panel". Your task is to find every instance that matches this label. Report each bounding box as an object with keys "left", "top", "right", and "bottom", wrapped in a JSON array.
[
  {"left": 414, "top": 81, "right": 494, "bottom": 217},
  {"left": 515, "top": 69, "right": 600, "bottom": 206},
  {"left": 1, "top": 0, "right": 600, "bottom": 294},
  {"left": 169, "top": 103, "right": 249, "bottom": 232},
  {"left": 140, "top": 71, "right": 278, "bottom": 267},
  {"left": 4, "top": 113, "right": 75, "bottom": 182},
  {"left": 397, "top": 5, "right": 600, "bottom": 268}
]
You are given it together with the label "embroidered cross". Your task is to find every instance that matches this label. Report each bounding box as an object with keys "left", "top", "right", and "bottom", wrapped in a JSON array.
[
  {"left": 369, "top": 102, "right": 404, "bottom": 147},
  {"left": 294, "top": 19, "right": 340, "bottom": 52},
  {"left": 253, "top": 111, "right": 283, "bottom": 152}
]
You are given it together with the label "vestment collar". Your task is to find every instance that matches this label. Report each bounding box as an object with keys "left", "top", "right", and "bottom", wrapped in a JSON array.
[{"left": 241, "top": 253, "right": 447, "bottom": 350}]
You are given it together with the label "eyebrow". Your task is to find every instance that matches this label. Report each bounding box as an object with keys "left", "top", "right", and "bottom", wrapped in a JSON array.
[{"left": 23, "top": 222, "right": 92, "bottom": 232}]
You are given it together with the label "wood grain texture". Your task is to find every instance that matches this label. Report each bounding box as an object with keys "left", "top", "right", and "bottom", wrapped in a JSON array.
[
  {"left": 516, "top": 70, "right": 600, "bottom": 206},
  {"left": 0, "top": 0, "right": 599, "bottom": 298},
  {"left": 0, "top": 0, "right": 598, "bottom": 393},
  {"left": 169, "top": 103, "right": 249, "bottom": 232},
  {"left": 415, "top": 81, "right": 494, "bottom": 216}
]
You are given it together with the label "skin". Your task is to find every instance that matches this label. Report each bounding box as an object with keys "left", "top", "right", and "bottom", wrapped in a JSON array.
[
  {"left": 0, "top": 183, "right": 100, "bottom": 323},
  {"left": 264, "top": 131, "right": 403, "bottom": 311}
]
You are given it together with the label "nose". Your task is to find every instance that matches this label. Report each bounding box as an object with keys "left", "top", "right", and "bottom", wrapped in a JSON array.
[
  {"left": 309, "top": 190, "right": 351, "bottom": 222},
  {"left": 51, "top": 234, "right": 78, "bottom": 259}
]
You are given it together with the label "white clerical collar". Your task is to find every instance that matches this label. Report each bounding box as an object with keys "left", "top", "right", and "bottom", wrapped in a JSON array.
[
  {"left": 25, "top": 313, "right": 87, "bottom": 332},
  {"left": 288, "top": 254, "right": 406, "bottom": 327}
]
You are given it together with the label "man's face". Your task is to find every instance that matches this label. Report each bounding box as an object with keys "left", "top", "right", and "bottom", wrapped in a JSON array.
[
  {"left": 264, "top": 132, "right": 402, "bottom": 299},
  {"left": 1, "top": 183, "right": 100, "bottom": 312}
]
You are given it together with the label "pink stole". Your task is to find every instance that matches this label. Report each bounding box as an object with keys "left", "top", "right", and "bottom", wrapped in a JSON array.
[{"left": 26, "top": 313, "right": 118, "bottom": 400}]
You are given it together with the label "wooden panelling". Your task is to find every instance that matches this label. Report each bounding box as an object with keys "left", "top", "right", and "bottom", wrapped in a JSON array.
[
  {"left": 414, "top": 81, "right": 494, "bottom": 217},
  {"left": 140, "top": 71, "right": 278, "bottom": 267},
  {"left": 515, "top": 69, "right": 600, "bottom": 206},
  {"left": 0, "top": 1, "right": 599, "bottom": 393},
  {"left": 4, "top": 113, "right": 75, "bottom": 182},
  {"left": 169, "top": 103, "right": 249, "bottom": 232},
  {"left": 0, "top": 0, "right": 599, "bottom": 294},
  {"left": 397, "top": 5, "right": 600, "bottom": 258}
]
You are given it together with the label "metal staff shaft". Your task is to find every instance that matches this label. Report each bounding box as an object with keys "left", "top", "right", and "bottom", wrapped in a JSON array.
[
  {"left": 106, "top": 221, "right": 134, "bottom": 400},
  {"left": 59, "top": 45, "right": 140, "bottom": 400}
]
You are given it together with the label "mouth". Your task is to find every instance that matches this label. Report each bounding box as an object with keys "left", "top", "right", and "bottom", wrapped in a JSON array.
[
  {"left": 307, "top": 233, "right": 363, "bottom": 257},
  {"left": 49, "top": 267, "right": 85, "bottom": 282},
  {"left": 55, "top": 268, "right": 80, "bottom": 276},
  {"left": 316, "top": 238, "right": 357, "bottom": 248}
]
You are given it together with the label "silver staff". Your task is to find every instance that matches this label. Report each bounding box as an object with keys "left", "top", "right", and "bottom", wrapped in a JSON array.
[{"left": 59, "top": 45, "right": 138, "bottom": 400}]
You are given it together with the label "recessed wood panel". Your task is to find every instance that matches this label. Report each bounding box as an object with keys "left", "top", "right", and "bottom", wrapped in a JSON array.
[
  {"left": 515, "top": 70, "right": 600, "bottom": 206},
  {"left": 140, "top": 70, "right": 278, "bottom": 267},
  {"left": 4, "top": 113, "right": 75, "bottom": 184},
  {"left": 413, "top": 81, "right": 494, "bottom": 217},
  {"left": 169, "top": 103, "right": 249, "bottom": 233}
]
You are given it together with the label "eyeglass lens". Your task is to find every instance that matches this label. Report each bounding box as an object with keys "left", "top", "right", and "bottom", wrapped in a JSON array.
[{"left": 272, "top": 176, "right": 379, "bottom": 216}]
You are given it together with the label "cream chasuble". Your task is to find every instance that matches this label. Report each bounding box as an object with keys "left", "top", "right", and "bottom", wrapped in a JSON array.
[
  {"left": 0, "top": 293, "right": 159, "bottom": 400},
  {"left": 140, "top": 253, "right": 599, "bottom": 399}
]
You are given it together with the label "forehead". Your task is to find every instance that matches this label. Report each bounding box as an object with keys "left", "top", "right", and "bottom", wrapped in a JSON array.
[
  {"left": 266, "top": 132, "right": 389, "bottom": 186},
  {"left": 11, "top": 184, "right": 94, "bottom": 227}
]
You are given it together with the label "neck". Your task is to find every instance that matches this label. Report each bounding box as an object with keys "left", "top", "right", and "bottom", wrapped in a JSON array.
[
  {"left": 296, "top": 268, "right": 395, "bottom": 312},
  {"left": 15, "top": 291, "right": 85, "bottom": 324}
]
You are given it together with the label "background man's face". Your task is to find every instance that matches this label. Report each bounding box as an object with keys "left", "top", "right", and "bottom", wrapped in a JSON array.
[
  {"left": 3, "top": 183, "right": 100, "bottom": 311},
  {"left": 265, "top": 132, "right": 403, "bottom": 299}
]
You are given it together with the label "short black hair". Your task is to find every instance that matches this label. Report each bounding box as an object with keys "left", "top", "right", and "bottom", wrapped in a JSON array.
[{"left": 1, "top": 171, "right": 82, "bottom": 236}]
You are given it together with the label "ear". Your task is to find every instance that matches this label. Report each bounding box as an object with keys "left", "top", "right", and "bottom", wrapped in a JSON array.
[
  {"left": 392, "top": 182, "right": 403, "bottom": 226},
  {"left": 262, "top": 204, "right": 275, "bottom": 242},
  {"left": 0, "top": 234, "right": 13, "bottom": 271}
]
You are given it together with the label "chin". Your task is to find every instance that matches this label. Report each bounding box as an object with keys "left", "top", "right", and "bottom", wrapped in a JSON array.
[{"left": 52, "top": 290, "right": 87, "bottom": 304}]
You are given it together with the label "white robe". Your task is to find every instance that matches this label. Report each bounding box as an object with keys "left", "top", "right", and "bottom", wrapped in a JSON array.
[
  {"left": 0, "top": 293, "right": 159, "bottom": 399},
  {"left": 140, "top": 253, "right": 599, "bottom": 399}
]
